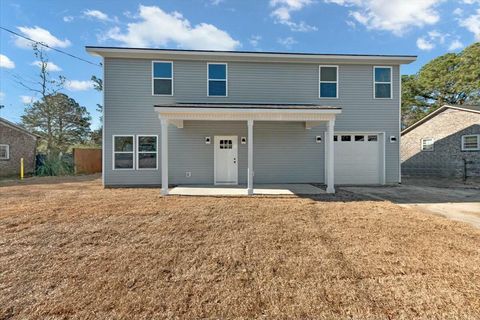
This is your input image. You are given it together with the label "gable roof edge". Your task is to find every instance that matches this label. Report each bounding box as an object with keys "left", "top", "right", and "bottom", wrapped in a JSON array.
[
  {"left": 401, "top": 105, "right": 480, "bottom": 135},
  {"left": 0, "top": 117, "right": 40, "bottom": 139}
]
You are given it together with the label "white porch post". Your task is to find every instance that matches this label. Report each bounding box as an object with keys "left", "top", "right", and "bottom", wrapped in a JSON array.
[
  {"left": 326, "top": 118, "right": 335, "bottom": 194},
  {"left": 247, "top": 119, "right": 254, "bottom": 195},
  {"left": 161, "top": 118, "right": 169, "bottom": 195}
]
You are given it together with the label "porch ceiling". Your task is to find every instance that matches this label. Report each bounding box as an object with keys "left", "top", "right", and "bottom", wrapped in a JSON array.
[{"left": 154, "top": 103, "right": 341, "bottom": 121}]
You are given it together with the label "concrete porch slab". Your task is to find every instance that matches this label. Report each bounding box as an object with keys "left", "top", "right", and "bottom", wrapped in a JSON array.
[{"left": 169, "top": 184, "right": 326, "bottom": 196}]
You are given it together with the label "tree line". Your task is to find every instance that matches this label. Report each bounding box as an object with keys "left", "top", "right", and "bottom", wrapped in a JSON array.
[
  {"left": 402, "top": 42, "right": 479, "bottom": 128},
  {"left": 18, "top": 44, "right": 102, "bottom": 155}
]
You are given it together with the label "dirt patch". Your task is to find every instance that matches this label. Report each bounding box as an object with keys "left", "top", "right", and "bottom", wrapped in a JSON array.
[{"left": 1, "top": 176, "right": 480, "bottom": 319}]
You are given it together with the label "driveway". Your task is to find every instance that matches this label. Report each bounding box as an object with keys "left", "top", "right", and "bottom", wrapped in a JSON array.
[{"left": 343, "top": 183, "right": 480, "bottom": 228}]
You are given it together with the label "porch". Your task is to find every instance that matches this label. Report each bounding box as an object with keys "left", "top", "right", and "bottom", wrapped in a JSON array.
[
  {"left": 169, "top": 183, "right": 326, "bottom": 196},
  {"left": 154, "top": 103, "right": 342, "bottom": 195}
]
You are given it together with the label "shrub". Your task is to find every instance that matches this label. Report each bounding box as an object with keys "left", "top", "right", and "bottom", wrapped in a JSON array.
[{"left": 36, "top": 154, "right": 73, "bottom": 176}]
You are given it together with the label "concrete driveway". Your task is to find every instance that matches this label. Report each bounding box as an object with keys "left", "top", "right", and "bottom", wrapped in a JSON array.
[{"left": 342, "top": 184, "right": 480, "bottom": 228}]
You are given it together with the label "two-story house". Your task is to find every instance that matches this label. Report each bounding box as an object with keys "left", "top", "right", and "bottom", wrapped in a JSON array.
[{"left": 86, "top": 47, "right": 416, "bottom": 195}]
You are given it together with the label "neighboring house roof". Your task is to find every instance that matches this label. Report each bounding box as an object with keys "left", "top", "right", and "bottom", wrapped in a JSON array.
[
  {"left": 86, "top": 46, "right": 417, "bottom": 65},
  {"left": 0, "top": 117, "right": 40, "bottom": 139},
  {"left": 401, "top": 105, "right": 480, "bottom": 135}
]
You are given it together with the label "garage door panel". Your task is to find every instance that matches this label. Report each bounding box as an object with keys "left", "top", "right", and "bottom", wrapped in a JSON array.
[{"left": 334, "top": 135, "right": 382, "bottom": 185}]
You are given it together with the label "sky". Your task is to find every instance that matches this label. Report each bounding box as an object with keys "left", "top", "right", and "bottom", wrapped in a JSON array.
[{"left": 0, "top": 0, "right": 479, "bottom": 129}]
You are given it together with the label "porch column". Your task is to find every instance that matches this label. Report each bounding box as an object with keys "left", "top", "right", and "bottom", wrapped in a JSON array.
[
  {"left": 326, "top": 118, "right": 335, "bottom": 194},
  {"left": 247, "top": 119, "right": 254, "bottom": 195},
  {"left": 161, "top": 118, "right": 169, "bottom": 195}
]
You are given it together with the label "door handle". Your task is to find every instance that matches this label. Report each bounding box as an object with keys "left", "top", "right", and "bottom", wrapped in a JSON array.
[{"left": 234, "top": 157, "right": 236, "bottom": 164}]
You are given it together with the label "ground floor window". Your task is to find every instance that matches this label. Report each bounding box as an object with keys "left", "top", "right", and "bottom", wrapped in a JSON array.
[
  {"left": 0, "top": 144, "right": 9, "bottom": 160},
  {"left": 113, "top": 136, "right": 134, "bottom": 169},
  {"left": 137, "top": 135, "right": 158, "bottom": 169}
]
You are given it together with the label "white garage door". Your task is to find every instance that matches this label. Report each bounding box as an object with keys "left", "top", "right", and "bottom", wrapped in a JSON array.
[{"left": 334, "top": 133, "right": 382, "bottom": 185}]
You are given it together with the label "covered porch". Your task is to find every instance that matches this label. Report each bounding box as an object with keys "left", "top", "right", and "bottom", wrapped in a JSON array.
[
  {"left": 169, "top": 183, "right": 326, "bottom": 196},
  {"left": 154, "top": 103, "right": 342, "bottom": 195}
]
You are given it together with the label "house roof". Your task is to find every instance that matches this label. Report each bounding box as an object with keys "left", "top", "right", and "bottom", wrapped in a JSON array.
[
  {"left": 401, "top": 105, "right": 480, "bottom": 135},
  {"left": 0, "top": 117, "right": 40, "bottom": 139},
  {"left": 86, "top": 46, "right": 417, "bottom": 65}
]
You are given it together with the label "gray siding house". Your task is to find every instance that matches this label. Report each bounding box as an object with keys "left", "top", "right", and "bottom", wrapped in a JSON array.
[
  {"left": 401, "top": 105, "right": 480, "bottom": 179},
  {"left": 86, "top": 47, "right": 416, "bottom": 194}
]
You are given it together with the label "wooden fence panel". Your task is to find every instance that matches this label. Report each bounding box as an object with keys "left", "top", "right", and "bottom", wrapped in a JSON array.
[{"left": 73, "top": 148, "right": 102, "bottom": 174}]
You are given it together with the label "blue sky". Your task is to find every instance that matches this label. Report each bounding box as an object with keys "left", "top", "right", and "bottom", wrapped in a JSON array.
[{"left": 1, "top": 0, "right": 479, "bottom": 128}]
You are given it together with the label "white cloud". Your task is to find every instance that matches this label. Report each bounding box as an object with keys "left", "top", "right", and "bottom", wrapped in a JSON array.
[
  {"left": 0, "top": 91, "right": 5, "bottom": 102},
  {"left": 210, "top": 0, "right": 224, "bottom": 5},
  {"left": 65, "top": 80, "right": 95, "bottom": 91},
  {"left": 460, "top": 9, "right": 480, "bottom": 41},
  {"left": 416, "top": 30, "right": 447, "bottom": 51},
  {"left": 31, "top": 60, "right": 62, "bottom": 72},
  {"left": 416, "top": 37, "right": 434, "bottom": 50},
  {"left": 83, "top": 9, "right": 111, "bottom": 22},
  {"left": 0, "top": 54, "right": 15, "bottom": 69},
  {"left": 448, "top": 39, "right": 464, "bottom": 51},
  {"left": 63, "top": 16, "right": 74, "bottom": 22},
  {"left": 453, "top": 8, "right": 463, "bottom": 16},
  {"left": 325, "top": 0, "right": 442, "bottom": 36},
  {"left": 277, "top": 36, "right": 297, "bottom": 48},
  {"left": 463, "top": 0, "right": 480, "bottom": 4},
  {"left": 103, "top": 5, "right": 240, "bottom": 50},
  {"left": 20, "top": 95, "right": 37, "bottom": 104},
  {"left": 249, "top": 35, "right": 262, "bottom": 47},
  {"left": 15, "top": 26, "right": 71, "bottom": 49},
  {"left": 270, "top": 0, "right": 317, "bottom": 31}
]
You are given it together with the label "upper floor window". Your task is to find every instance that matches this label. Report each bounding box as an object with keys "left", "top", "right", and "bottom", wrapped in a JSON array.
[
  {"left": 421, "top": 138, "right": 434, "bottom": 151},
  {"left": 319, "top": 66, "right": 338, "bottom": 98},
  {"left": 152, "top": 61, "right": 173, "bottom": 96},
  {"left": 374, "top": 66, "right": 392, "bottom": 99},
  {"left": 208, "top": 63, "right": 227, "bottom": 96},
  {"left": 0, "top": 144, "right": 9, "bottom": 160},
  {"left": 462, "top": 135, "right": 480, "bottom": 151}
]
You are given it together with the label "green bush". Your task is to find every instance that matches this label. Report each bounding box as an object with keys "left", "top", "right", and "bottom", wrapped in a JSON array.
[{"left": 36, "top": 154, "right": 73, "bottom": 176}]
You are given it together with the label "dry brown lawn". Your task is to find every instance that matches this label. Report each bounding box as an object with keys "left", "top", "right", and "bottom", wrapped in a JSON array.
[{"left": 1, "top": 175, "right": 480, "bottom": 319}]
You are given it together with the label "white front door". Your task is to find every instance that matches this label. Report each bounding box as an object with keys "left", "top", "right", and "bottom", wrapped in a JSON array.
[{"left": 214, "top": 136, "right": 238, "bottom": 185}]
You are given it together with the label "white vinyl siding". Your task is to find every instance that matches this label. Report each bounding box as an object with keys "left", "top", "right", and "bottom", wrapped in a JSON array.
[
  {"left": 0, "top": 144, "right": 9, "bottom": 160},
  {"left": 462, "top": 135, "right": 480, "bottom": 151},
  {"left": 421, "top": 138, "right": 434, "bottom": 151}
]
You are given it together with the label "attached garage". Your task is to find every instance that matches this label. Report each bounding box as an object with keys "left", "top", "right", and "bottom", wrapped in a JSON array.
[{"left": 332, "top": 132, "right": 385, "bottom": 185}]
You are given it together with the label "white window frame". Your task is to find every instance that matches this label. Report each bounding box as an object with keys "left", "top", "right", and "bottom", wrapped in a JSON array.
[
  {"left": 461, "top": 134, "right": 480, "bottom": 151},
  {"left": 207, "top": 62, "right": 228, "bottom": 97},
  {"left": 0, "top": 144, "right": 9, "bottom": 160},
  {"left": 319, "top": 65, "right": 339, "bottom": 99},
  {"left": 152, "top": 61, "right": 173, "bottom": 96},
  {"left": 373, "top": 66, "right": 393, "bottom": 99},
  {"left": 112, "top": 135, "right": 135, "bottom": 170},
  {"left": 136, "top": 135, "right": 158, "bottom": 170},
  {"left": 421, "top": 138, "right": 434, "bottom": 152}
]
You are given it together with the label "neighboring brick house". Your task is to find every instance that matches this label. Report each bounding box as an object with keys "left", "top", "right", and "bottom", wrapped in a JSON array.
[
  {"left": 401, "top": 105, "right": 480, "bottom": 179},
  {"left": 0, "top": 117, "right": 38, "bottom": 177}
]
